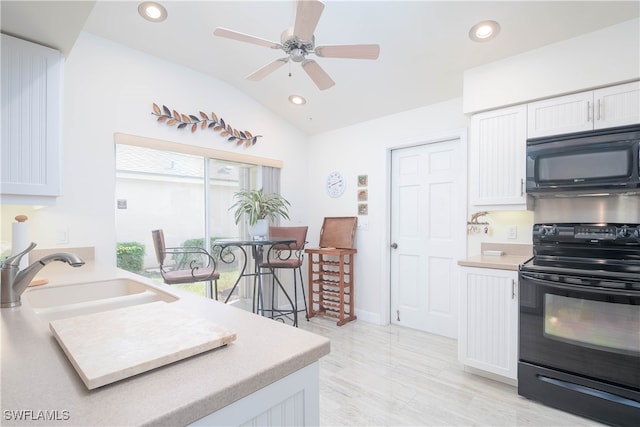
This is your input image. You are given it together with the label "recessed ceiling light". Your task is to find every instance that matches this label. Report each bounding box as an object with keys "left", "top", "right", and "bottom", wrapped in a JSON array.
[
  {"left": 288, "top": 95, "right": 306, "bottom": 105},
  {"left": 138, "top": 2, "right": 167, "bottom": 23},
  {"left": 469, "top": 20, "right": 500, "bottom": 42}
]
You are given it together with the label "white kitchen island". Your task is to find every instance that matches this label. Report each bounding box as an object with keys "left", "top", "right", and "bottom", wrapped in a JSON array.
[{"left": 0, "top": 261, "right": 330, "bottom": 426}]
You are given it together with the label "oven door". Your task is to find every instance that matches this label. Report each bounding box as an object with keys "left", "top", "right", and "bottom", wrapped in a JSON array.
[{"left": 519, "top": 270, "right": 640, "bottom": 390}]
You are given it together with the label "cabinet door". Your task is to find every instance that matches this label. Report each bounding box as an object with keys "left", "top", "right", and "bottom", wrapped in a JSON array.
[
  {"left": 527, "top": 91, "right": 593, "bottom": 138},
  {"left": 1, "top": 34, "right": 63, "bottom": 198},
  {"left": 470, "top": 105, "right": 527, "bottom": 208},
  {"left": 458, "top": 267, "right": 518, "bottom": 380},
  {"left": 593, "top": 81, "right": 640, "bottom": 129}
]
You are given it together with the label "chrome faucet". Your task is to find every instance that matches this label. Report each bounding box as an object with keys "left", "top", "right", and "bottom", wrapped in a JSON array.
[{"left": 1, "top": 242, "right": 85, "bottom": 308}]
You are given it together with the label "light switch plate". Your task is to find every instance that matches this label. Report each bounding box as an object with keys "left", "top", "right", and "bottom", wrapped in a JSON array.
[
  {"left": 56, "top": 228, "right": 69, "bottom": 244},
  {"left": 357, "top": 217, "right": 369, "bottom": 230}
]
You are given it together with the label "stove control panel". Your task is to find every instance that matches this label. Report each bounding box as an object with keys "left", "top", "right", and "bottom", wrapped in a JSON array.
[
  {"left": 574, "top": 225, "right": 618, "bottom": 240},
  {"left": 533, "top": 223, "right": 640, "bottom": 244}
]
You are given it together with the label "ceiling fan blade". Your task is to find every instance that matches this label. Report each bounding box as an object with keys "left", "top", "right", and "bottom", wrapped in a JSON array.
[
  {"left": 301, "top": 59, "right": 335, "bottom": 90},
  {"left": 214, "top": 27, "right": 280, "bottom": 49},
  {"left": 293, "top": 0, "right": 325, "bottom": 43},
  {"left": 315, "top": 44, "right": 380, "bottom": 60},
  {"left": 246, "top": 58, "right": 289, "bottom": 81}
]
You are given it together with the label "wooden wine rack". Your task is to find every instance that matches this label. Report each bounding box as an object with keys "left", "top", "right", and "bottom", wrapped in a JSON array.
[{"left": 305, "top": 248, "right": 356, "bottom": 326}]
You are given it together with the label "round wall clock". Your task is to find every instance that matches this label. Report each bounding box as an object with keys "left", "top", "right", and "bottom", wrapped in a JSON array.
[{"left": 326, "top": 171, "right": 346, "bottom": 198}]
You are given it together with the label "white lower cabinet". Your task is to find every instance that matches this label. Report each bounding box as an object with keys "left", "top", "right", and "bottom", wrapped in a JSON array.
[
  {"left": 458, "top": 267, "right": 518, "bottom": 382},
  {"left": 188, "top": 362, "right": 319, "bottom": 426}
]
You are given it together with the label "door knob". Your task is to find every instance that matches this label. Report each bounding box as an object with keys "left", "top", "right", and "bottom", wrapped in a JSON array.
[{"left": 390, "top": 243, "right": 398, "bottom": 249}]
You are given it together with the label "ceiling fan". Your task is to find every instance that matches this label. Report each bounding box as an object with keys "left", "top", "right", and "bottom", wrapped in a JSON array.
[{"left": 213, "top": 0, "right": 380, "bottom": 90}]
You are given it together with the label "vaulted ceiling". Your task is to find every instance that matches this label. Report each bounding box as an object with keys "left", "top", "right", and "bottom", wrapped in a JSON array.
[{"left": 2, "top": 1, "right": 638, "bottom": 134}]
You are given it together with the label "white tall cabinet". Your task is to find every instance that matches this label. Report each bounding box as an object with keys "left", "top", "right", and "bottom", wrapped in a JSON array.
[
  {"left": 1, "top": 34, "right": 63, "bottom": 201},
  {"left": 458, "top": 266, "right": 519, "bottom": 382},
  {"left": 469, "top": 104, "right": 527, "bottom": 209},
  {"left": 527, "top": 81, "right": 640, "bottom": 138}
]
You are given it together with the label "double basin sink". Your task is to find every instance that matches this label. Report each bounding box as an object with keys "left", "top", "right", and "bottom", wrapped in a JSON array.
[{"left": 23, "top": 278, "right": 179, "bottom": 321}]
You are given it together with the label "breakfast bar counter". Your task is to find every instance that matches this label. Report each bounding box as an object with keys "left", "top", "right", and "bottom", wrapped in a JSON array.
[{"left": 1, "top": 261, "right": 330, "bottom": 426}]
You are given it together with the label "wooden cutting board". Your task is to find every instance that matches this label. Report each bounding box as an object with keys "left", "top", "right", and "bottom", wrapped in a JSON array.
[{"left": 49, "top": 301, "right": 236, "bottom": 390}]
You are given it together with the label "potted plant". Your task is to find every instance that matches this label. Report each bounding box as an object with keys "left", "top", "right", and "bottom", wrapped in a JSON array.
[{"left": 230, "top": 188, "right": 291, "bottom": 239}]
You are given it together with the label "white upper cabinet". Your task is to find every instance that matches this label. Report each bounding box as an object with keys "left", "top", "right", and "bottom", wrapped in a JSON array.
[
  {"left": 527, "top": 81, "right": 640, "bottom": 139},
  {"left": 527, "top": 92, "right": 593, "bottom": 138},
  {"left": 1, "top": 34, "right": 63, "bottom": 201},
  {"left": 593, "top": 82, "right": 640, "bottom": 129},
  {"left": 470, "top": 104, "right": 527, "bottom": 209}
]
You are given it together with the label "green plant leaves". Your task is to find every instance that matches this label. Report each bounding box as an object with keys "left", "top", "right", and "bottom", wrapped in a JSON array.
[{"left": 229, "top": 188, "right": 291, "bottom": 226}]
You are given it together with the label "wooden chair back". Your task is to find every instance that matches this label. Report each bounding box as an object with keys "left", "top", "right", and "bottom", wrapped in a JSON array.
[
  {"left": 319, "top": 217, "right": 357, "bottom": 249},
  {"left": 269, "top": 226, "right": 308, "bottom": 251}
]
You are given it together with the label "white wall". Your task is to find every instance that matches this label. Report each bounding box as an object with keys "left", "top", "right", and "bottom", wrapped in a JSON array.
[
  {"left": 463, "top": 18, "right": 640, "bottom": 113},
  {"left": 5, "top": 32, "right": 308, "bottom": 265},
  {"left": 306, "top": 99, "right": 468, "bottom": 324}
]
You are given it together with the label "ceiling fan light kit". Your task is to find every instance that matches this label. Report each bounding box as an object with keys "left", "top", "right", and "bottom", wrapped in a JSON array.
[{"left": 213, "top": 0, "right": 380, "bottom": 90}]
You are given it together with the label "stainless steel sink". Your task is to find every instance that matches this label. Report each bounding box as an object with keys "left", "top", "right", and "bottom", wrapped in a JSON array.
[{"left": 23, "top": 279, "right": 179, "bottom": 321}]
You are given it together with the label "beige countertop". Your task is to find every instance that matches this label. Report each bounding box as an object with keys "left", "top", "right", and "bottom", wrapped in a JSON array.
[
  {"left": 1, "top": 262, "right": 330, "bottom": 426},
  {"left": 458, "top": 243, "right": 533, "bottom": 271}
]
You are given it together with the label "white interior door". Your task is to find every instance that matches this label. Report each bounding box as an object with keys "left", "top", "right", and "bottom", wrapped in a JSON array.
[{"left": 390, "top": 138, "right": 466, "bottom": 338}]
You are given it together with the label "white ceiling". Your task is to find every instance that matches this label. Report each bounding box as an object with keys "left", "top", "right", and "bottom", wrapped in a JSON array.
[{"left": 2, "top": 1, "right": 639, "bottom": 135}]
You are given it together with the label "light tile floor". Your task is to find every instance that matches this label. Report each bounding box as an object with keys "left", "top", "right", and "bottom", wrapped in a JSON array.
[{"left": 298, "top": 317, "right": 604, "bottom": 426}]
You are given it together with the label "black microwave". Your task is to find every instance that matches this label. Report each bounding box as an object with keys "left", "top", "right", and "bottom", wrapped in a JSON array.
[{"left": 526, "top": 125, "right": 640, "bottom": 195}]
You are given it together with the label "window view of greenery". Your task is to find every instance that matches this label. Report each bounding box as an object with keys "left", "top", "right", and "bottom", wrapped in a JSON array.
[{"left": 115, "top": 144, "right": 258, "bottom": 301}]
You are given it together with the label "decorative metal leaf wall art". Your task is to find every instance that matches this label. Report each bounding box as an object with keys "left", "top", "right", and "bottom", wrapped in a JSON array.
[{"left": 151, "top": 103, "right": 262, "bottom": 147}]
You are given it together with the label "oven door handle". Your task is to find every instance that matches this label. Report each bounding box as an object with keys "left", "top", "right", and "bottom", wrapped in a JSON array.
[{"left": 520, "top": 272, "right": 640, "bottom": 297}]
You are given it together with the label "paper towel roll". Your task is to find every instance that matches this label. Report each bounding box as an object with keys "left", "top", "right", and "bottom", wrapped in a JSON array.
[{"left": 12, "top": 216, "right": 29, "bottom": 269}]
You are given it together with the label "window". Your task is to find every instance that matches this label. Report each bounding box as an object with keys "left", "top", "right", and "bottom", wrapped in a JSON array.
[{"left": 114, "top": 136, "right": 280, "bottom": 301}]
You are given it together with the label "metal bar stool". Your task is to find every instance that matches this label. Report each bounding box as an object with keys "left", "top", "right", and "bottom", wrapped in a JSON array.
[{"left": 259, "top": 226, "right": 309, "bottom": 326}]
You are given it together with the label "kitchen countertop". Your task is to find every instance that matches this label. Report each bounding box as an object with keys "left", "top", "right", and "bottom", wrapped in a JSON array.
[
  {"left": 1, "top": 262, "right": 330, "bottom": 426},
  {"left": 457, "top": 243, "right": 533, "bottom": 271}
]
